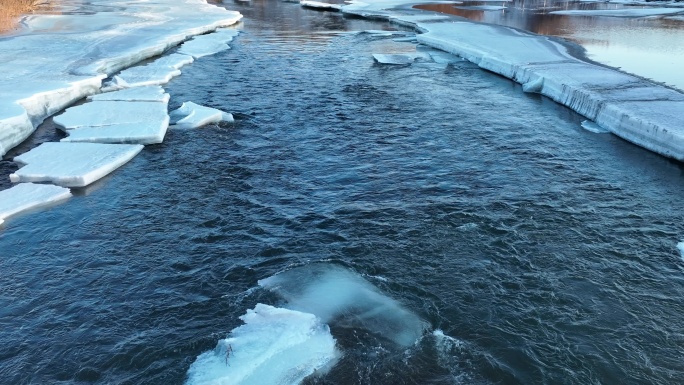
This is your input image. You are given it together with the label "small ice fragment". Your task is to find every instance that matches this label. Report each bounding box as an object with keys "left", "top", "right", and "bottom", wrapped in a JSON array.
[
  {"left": 373, "top": 53, "right": 416, "bottom": 65},
  {"left": 522, "top": 77, "right": 544, "bottom": 93},
  {"left": 104, "top": 68, "right": 181, "bottom": 90},
  {"left": 361, "top": 30, "right": 414, "bottom": 37},
  {"left": 88, "top": 86, "right": 170, "bottom": 103},
  {"left": 455, "top": 5, "right": 506, "bottom": 10},
  {"left": 10, "top": 142, "right": 143, "bottom": 187},
  {"left": 0, "top": 183, "right": 71, "bottom": 225},
  {"left": 300, "top": 1, "right": 343, "bottom": 11},
  {"left": 581, "top": 120, "right": 611, "bottom": 134},
  {"left": 169, "top": 102, "right": 234, "bottom": 129},
  {"left": 427, "top": 50, "right": 461, "bottom": 64},
  {"left": 185, "top": 304, "right": 338, "bottom": 385}
]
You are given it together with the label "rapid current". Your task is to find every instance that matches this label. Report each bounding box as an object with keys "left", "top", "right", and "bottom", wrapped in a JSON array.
[{"left": 2, "top": 1, "right": 684, "bottom": 384}]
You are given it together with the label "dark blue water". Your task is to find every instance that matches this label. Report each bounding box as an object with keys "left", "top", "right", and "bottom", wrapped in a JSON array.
[{"left": 2, "top": 1, "right": 684, "bottom": 384}]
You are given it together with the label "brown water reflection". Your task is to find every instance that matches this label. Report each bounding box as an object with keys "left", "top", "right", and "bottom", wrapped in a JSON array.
[{"left": 415, "top": 0, "right": 684, "bottom": 91}]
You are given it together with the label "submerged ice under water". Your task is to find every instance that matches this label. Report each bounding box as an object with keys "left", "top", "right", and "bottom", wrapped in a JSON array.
[{"left": 2, "top": 0, "right": 684, "bottom": 384}]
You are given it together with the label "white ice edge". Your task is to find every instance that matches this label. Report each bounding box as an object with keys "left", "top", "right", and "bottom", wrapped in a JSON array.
[
  {"left": 341, "top": 0, "right": 684, "bottom": 161},
  {"left": 0, "top": 183, "right": 71, "bottom": 225},
  {"left": 0, "top": 0, "right": 242, "bottom": 156},
  {"left": 9, "top": 142, "right": 144, "bottom": 187}
]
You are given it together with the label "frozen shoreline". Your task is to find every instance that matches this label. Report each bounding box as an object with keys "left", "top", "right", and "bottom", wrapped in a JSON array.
[
  {"left": 338, "top": 0, "right": 684, "bottom": 161},
  {"left": 0, "top": 0, "right": 242, "bottom": 157}
]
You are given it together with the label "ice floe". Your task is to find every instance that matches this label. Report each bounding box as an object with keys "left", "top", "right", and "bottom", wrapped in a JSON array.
[
  {"left": 0, "top": 0, "right": 241, "bottom": 156},
  {"left": 550, "top": 8, "right": 684, "bottom": 17},
  {"left": 259, "top": 264, "right": 427, "bottom": 347},
  {"left": 677, "top": 241, "right": 684, "bottom": 260},
  {"left": 53, "top": 100, "right": 169, "bottom": 144},
  {"left": 0, "top": 183, "right": 71, "bottom": 226},
  {"left": 178, "top": 29, "right": 240, "bottom": 59},
  {"left": 170, "top": 102, "right": 234, "bottom": 129},
  {"left": 10, "top": 142, "right": 143, "bottom": 187},
  {"left": 301, "top": 1, "right": 343, "bottom": 11},
  {"left": 373, "top": 52, "right": 431, "bottom": 65},
  {"left": 185, "top": 304, "right": 338, "bottom": 385}
]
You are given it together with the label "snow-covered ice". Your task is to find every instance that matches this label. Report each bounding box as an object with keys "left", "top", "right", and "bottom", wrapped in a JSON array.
[
  {"left": 185, "top": 304, "right": 338, "bottom": 385},
  {"left": 0, "top": 183, "right": 71, "bottom": 226},
  {"left": 259, "top": 264, "right": 427, "bottom": 347},
  {"left": 550, "top": 8, "right": 684, "bottom": 17},
  {"left": 170, "top": 102, "right": 234, "bottom": 129},
  {"left": 10, "top": 142, "right": 143, "bottom": 187},
  {"left": 88, "top": 86, "right": 170, "bottom": 103},
  {"left": 177, "top": 29, "right": 240, "bottom": 59},
  {"left": 0, "top": 0, "right": 241, "bottom": 156},
  {"left": 301, "top": 1, "right": 343, "bottom": 11}
]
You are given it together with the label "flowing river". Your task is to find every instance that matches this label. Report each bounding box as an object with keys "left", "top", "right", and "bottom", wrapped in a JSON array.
[{"left": 2, "top": 1, "right": 684, "bottom": 384}]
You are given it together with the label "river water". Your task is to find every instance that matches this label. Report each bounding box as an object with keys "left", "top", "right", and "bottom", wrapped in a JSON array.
[{"left": 2, "top": 1, "right": 684, "bottom": 384}]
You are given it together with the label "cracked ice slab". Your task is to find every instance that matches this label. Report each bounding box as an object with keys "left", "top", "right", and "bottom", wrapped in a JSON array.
[
  {"left": 54, "top": 100, "right": 169, "bottom": 144},
  {"left": 170, "top": 102, "right": 234, "bottom": 129},
  {"left": 10, "top": 142, "right": 143, "bottom": 187},
  {"left": 88, "top": 86, "right": 170, "bottom": 103},
  {"left": 339, "top": 1, "right": 684, "bottom": 160},
  {"left": 177, "top": 29, "right": 240, "bottom": 58},
  {"left": 0, "top": 0, "right": 241, "bottom": 156},
  {"left": 0, "top": 183, "right": 72, "bottom": 226}
]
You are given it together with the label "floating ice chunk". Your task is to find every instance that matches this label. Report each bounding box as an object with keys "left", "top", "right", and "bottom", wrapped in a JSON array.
[
  {"left": 0, "top": 183, "right": 71, "bottom": 226},
  {"left": 522, "top": 76, "right": 544, "bottom": 93},
  {"left": 550, "top": 8, "right": 684, "bottom": 17},
  {"left": 301, "top": 1, "right": 343, "bottom": 11},
  {"left": 581, "top": 120, "right": 611, "bottom": 134},
  {"left": 427, "top": 50, "right": 462, "bottom": 64},
  {"left": 185, "top": 304, "right": 338, "bottom": 385},
  {"left": 678, "top": 241, "right": 684, "bottom": 261},
  {"left": 177, "top": 29, "right": 239, "bottom": 59},
  {"left": 169, "top": 102, "right": 234, "bottom": 129},
  {"left": 105, "top": 68, "right": 182, "bottom": 90},
  {"left": 373, "top": 53, "right": 418, "bottom": 65},
  {"left": 361, "top": 30, "right": 414, "bottom": 37},
  {"left": 259, "top": 264, "right": 427, "bottom": 347},
  {"left": 88, "top": 86, "right": 170, "bottom": 103},
  {"left": 10, "top": 142, "right": 143, "bottom": 187},
  {"left": 54, "top": 101, "right": 168, "bottom": 129}
]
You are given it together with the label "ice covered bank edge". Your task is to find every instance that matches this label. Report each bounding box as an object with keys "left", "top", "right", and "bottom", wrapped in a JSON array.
[
  {"left": 338, "top": 0, "right": 684, "bottom": 161},
  {"left": 0, "top": 0, "right": 242, "bottom": 157}
]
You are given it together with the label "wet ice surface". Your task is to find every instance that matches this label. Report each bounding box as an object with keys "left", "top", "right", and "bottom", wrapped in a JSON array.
[{"left": 0, "top": 183, "right": 71, "bottom": 226}]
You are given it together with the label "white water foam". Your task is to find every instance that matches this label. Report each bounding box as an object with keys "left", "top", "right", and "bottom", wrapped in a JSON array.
[
  {"left": 259, "top": 264, "right": 427, "bottom": 347},
  {"left": 185, "top": 304, "right": 338, "bottom": 385}
]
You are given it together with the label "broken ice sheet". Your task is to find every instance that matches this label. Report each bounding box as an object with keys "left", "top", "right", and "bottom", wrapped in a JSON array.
[
  {"left": 373, "top": 53, "right": 427, "bottom": 65},
  {"left": 88, "top": 85, "right": 170, "bottom": 103},
  {"left": 0, "top": 183, "right": 71, "bottom": 226},
  {"left": 169, "top": 101, "right": 234, "bottom": 129},
  {"left": 10, "top": 142, "right": 143, "bottom": 187},
  {"left": 177, "top": 29, "right": 239, "bottom": 59}
]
